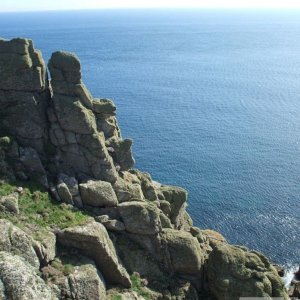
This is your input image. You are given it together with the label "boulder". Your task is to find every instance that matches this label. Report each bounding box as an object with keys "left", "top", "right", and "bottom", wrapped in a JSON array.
[
  {"left": 68, "top": 261, "right": 106, "bottom": 300},
  {"left": 79, "top": 180, "right": 118, "bottom": 207},
  {"left": 42, "top": 255, "right": 106, "bottom": 300},
  {"left": 0, "top": 251, "right": 57, "bottom": 300},
  {"left": 202, "top": 229, "right": 226, "bottom": 247},
  {"left": 57, "top": 182, "right": 73, "bottom": 205},
  {"left": 108, "top": 138, "right": 135, "bottom": 171},
  {"left": 160, "top": 185, "right": 187, "bottom": 228},
  {"left": 161, "top": 229, "right": 203, "bottom": 274},
  {"left": 0, "top": 219, "right": 39, "bottom": 269},
  {"left": 102, "top": 219, "right": 126, "bottom": 231},
  {"left": 207, "top": 243, "right": 289, "bottom": 300},
  {"left": 131, "top": 170, "right": 158, "bottom": 201},
  {"left": 0, "top": 192, "right": 19, "bottom": 214},
  {"left": 56, "top": 221, "right": 131, "bottom": 287},
  {"left": 118, "top": 201, "right": 161, "bottom": 235},
  {"left": 93, "top": 98, "right": 116, "bottom": 115},
  {"left": 115, "top": 234, "right": 167, "bottom": 283},
  {"left": 95, "top": 214, "right": 125, "bottom": 231},
  {"left": 57, "top": 173, "right": 82, "bottom": 208},
  {"left": 113, "top": 175, "right": 144, "bottom": 203}
]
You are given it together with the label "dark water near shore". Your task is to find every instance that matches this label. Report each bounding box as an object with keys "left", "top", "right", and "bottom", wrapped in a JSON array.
[{"left": 0, "top": 9, "right": 299, "bottom": 267}]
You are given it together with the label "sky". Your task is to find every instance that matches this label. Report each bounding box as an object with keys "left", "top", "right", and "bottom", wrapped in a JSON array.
[{"left": 1, "top": 0, "right": 300, "bottom": 12}]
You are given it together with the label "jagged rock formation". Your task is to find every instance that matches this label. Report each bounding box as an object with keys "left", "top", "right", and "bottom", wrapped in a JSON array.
[{"left": 0, "top": 37, "right": 289, "bottom": 300}]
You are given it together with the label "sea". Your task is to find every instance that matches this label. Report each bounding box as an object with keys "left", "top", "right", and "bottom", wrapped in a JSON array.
[{"left": 0, "top": 9, "right": 299, "bottom": 270}]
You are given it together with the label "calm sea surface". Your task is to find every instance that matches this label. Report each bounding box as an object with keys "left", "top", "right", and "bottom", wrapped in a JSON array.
[{"left": 1, "top": 9, "right": 299, "bottom": 267}]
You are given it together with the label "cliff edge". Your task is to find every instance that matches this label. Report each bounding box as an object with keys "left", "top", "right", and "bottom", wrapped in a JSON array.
[{"left": 0, "top": 37, "right": 289, "bottom": 300}]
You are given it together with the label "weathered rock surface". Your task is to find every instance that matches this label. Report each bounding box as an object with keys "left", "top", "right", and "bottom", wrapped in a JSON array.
[
  {"left": 0, "top": 192, "right": 19, "bottom": 214},
  {"left": 161, "top": 229, "right": 203, "bottom": 275},
  {"left": 207, "top": 243, "right": 288, "bottom": 300},
  {"left": 56, "top": 173, "right": 83, "bottom": 207},
  {"left": 48, "top": 50, "right": 135, "bottom": 182},
  {"left": 79, "top": 180, "right": 118, "bottom": 207},
  {"left": 31, "top": 229, "right": 57, "bottom": 265},
  {"left": 113, "top": 172, "right": 144, "bottom": 202},
  {"left": 0, "top": 251, "right": 57, "bottom": 300},
  {"left": 0, "top": 38, "right": 46, "bottom": 91},
  {"left": 0, "top": 219, "right": 40, "bottom": 269},
  {"left": 160, "top": 185, "right": 187, "bottom": 228},
  {"left": 56, "top": 221, "right": 131, "bottom": 287},
  {"left": 0, "top": 37, "right": 290, "bottom": 300},
  {"left": 42, "top": 255, "right": 106, "bottom": 300},
  {"left": 118, "top": 201, "right": 161, "bottom": 235},
  {"left": 0, "top": 38, "right": 49, "bottom": 153}
]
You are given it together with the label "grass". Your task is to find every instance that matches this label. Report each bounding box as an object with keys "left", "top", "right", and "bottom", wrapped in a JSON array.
[
  {"left": 0, "top": 180, "right": 89, "bottom": 230},
  {"left": 130, "top": 274, "right": 152, "bottom": 299},
  {"left": 112, "top": 296, "right": 122, "bottom": 300},
  {"left": 51, "top": 258, "right": 75, "bottom": 276}
]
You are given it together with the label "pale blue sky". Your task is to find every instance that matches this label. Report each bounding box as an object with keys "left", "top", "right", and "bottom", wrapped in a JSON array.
[{"left": 1, "top": 0, "right": 300, "bottom": 12}]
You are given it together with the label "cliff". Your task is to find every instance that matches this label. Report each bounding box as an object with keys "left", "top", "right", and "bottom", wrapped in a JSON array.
[{"left": 0, "top": 37, "right": 289, "bottom": 300}]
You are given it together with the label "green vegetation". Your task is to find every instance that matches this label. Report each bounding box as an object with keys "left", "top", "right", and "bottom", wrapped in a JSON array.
[
  {"left": 130, "top": 274, "right": 151, "bottom": 299},
  {"left": 0, "top": 180, "right": 89, "bottom": 229},
  {"left": 112, "top": 295, "right": 122, "bottom": 300},
  {"left": 51, "top": 258, "right": 75, "bottom": 276}
]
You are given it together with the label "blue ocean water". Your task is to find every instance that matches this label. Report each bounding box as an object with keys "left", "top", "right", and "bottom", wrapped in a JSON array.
[{"left": 0, "top": 9, "right": 299, "bottom": 267}]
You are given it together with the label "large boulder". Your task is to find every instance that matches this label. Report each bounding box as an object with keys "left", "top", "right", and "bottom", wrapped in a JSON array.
[
  {"left": 118, "top": 201, "right": 162, "bottom": 235},
  {"left": 207, "top": 243, "right": 288, "bottom": 300},
  {"left": 56, "top": 221, "right": 131, "bottom": 287},
  {"left": 56, "top": 173, "right": 82, "bottom": 207},
  {"left": 0, "top": 251, "right": 57, "bottom": 300},
  {"left": 42, "top": 255, "right": 106, "bottom": 300},
  {"left": 0, "top": 219, "right": 40, "bottom": 269},
  {"left": 79, "top": 180, "right": 118, "bottom": 207},
  {"left": 161, "top": 229, "right": 203, "bottom": 275}
]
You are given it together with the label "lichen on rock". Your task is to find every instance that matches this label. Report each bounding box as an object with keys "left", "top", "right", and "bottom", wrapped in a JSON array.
[{"left": 0, "top": 37, "right": 289, "bottom": 300}]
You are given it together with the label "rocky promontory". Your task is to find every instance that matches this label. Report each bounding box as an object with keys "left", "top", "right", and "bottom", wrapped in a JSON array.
[{"left": 0, "top": 37, "right": 289, "bottom": 299}]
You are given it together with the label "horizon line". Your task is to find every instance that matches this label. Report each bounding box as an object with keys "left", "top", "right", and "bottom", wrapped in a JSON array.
[{"left": 1, "top": 6, "right": 300, "bottom": 13}]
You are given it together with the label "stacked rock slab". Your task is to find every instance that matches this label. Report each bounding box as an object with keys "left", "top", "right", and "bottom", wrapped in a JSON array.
[
  {"left": 48, "top": 51, "right": 119, "bottom": 182},
  {"left": 0, "top": 38, "right": 49, "bottom": 153}
]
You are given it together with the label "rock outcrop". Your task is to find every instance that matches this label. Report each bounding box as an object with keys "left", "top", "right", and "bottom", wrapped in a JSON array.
[
  {"left": 42, "top": 255, "right": 106, "bottom": 300},
  {"left": 207, "top": 243, "right": 288, "bottom": 300},
  {"left": 0, "top": 37, "right": 289, "bottom": 300},
  {"left": 0, "top": 252, "right": 57, "bottom": 300},
  {"left": 56, "top": 221, "right": 131, "bottom": 288},
  {"left": 0, "top": 219, "right": 40, "bottom": 269}
]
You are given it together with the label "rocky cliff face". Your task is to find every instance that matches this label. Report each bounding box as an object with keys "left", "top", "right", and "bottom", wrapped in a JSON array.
[{"left": 0, "top": 37, "right": 289, "bottom": 300}]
